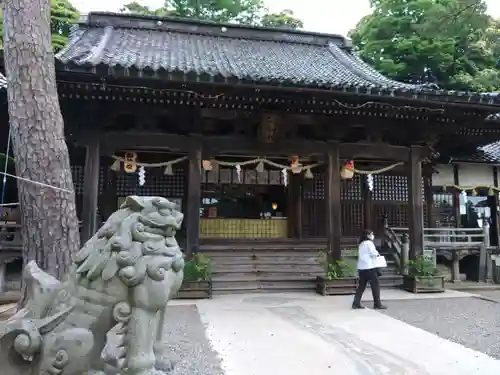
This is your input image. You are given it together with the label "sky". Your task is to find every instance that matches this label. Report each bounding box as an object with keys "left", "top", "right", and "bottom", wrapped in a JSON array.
[{"left": 72, "top": 0, "right": 500, "bottom": 36}]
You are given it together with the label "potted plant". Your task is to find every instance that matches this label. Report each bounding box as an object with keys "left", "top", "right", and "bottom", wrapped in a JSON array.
[
  {"left": 316, "top": 253, "right": 358, "bottom": 296},
  {"left": 176, "top": 253, "right": 212, "bottom": 299},
  {"left": 403, "top": 255, "right": 444, "bottom": 293}
]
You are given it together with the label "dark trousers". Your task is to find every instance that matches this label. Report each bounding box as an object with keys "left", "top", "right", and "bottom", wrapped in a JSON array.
[{"left": 353, "top": 268, "right": 382, "bottom": 306}]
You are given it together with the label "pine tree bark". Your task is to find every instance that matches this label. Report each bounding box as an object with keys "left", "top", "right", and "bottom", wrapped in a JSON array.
[{"left": 2, "top": 0, "right": 80, "bottom": 280}]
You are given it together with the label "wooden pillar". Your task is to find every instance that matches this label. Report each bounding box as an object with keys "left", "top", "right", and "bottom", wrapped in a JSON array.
[
  {"left": 408, "top": 146, "right": 424, "bottom": 260},
  {"left": 0, "top": 259, "right": 5, "bottom": 293},
  {"left": 99, "top": 156, "right": 118, "bottom": 223},
  {"left": 186, "top": 146, "right": 202, "bottom": 256},
  {"left": 423, "top": 173, "right": 433, "bottom": 227},
  {"left": 326, "top": 142, "right": 341, "bottom": 260},
  {"left": 492, "top": 166, "right": 499, "bottom": 247},
  {"left": 81, "top": 138, "right": 100, "bottom": 243},
  {"left": 288, "top": 173, "right": 303, "bottom": 238}
]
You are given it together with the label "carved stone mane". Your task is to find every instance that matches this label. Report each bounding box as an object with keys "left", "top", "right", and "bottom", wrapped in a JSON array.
[
  {"left": 74, "top": 196, "right": 185, "bottom": 286},
  {"left": 0, "top": 196, "right": 185, "bottom": 375}
]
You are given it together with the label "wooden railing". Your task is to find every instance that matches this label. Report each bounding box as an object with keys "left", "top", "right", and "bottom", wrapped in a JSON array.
[
  {"left": 0, "top": 223, "right": 22, "bottom": 292},
  {"left": 384, "top": 220, "right": 493, "bottom": 282},
  {"left": 0, "top": 223, "right": 22, "bottom": 252},
  {"left": 390, "top": 227, "right": 488, "bottom": 249}
]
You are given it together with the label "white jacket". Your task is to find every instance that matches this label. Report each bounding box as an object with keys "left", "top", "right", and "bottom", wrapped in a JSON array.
[{"left": 357, "top": 240, "right": 380, "bottom": 270}]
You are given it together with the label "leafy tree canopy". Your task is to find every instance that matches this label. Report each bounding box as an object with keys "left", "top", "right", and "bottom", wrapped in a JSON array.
[
  {"left": 121, "top": 0, "right": 303, "bottom": 29},
  {"left": 0, "top": 0, "right": 79, "bottom": 52},
  {"left": 349, "top": 0, "right": 500, "bottom": 92}
]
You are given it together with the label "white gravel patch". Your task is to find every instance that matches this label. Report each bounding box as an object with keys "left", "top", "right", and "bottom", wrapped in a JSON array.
[{"left": 377, "top": 297, "right": 500, "bottom": 359}]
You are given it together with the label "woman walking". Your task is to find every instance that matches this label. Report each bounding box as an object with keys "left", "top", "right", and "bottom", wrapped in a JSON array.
[{"left": 352, "top": 229, "right": 387, "bottom": 310}]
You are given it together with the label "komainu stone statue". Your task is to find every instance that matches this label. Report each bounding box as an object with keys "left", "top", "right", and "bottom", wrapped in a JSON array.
[{"left": 0, "top": 196, "right": 185, "bottom": 375}]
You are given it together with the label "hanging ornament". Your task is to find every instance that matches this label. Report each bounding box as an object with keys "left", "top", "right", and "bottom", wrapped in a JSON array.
[
  {"left": 164, "top": 163, "right": 173, "bottom": 175},
  {"left": 304, "top": 168, "right": 314, "bottom": 179},
  {"left": 282, "top": 168, "right": 288, "bottom": 186},
  {"left": 461, "top": 190, "right": 467, "bottom": 203},
  {"left": 489, "top": 187, "right": 495, "bottom": 196},
  {"left": 471, "top": 188, "right": 478, "bottom": 196},
  {"left": 442, "top": 185, "right": 447, "bottom": 192},
  {"left": 256, "top": 160, "right": 265, "bottom": 173},
  {"left": 124, "top": 152, "right": 138, "bottom": 173},
  {"left": 110, "top": 159, "right": 121, "bottom": 172},
  {"left": 340, "top": 160, "right": 354, "bottom": 179},
  {"left": 366, "top": 174, "right": 374, "bottom": 191},
  {"left": 290, "top": 156, "right": 302, "bottom": 174},
  {"left": 236, "top": 164, "right": 242, "bottom": 182},
  {"left": 138, "top": 166, "right": 146, "bottom": 186},
  {"left": 202, "top": 160, "right": 213, "bottom": 171}
]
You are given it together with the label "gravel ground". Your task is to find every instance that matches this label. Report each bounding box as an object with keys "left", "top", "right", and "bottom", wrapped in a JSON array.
[
  {"left": 376, "top": 297, "right": 500, "bottom": 359},
  {"left": 163, "top": 305, "right": 224, "bottom": 375}
]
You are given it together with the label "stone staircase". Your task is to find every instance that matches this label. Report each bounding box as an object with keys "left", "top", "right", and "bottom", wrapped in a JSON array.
[
  {"left": 376, "top": 245, "right": 403, "bottom": 288},
  {"left": 200, "top": 238, "right": 403, "bottom": 295},
  {"left": 200, "top": 242, "right": 325, "bottom": 295}
]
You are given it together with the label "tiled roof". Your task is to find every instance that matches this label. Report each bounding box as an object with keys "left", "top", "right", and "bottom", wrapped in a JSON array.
[
  {"left": 452, "top": 141, "right": 500, "bottom": 164},
  {"left": 56, "top": 12, "right": 438, "bottom": 96}
]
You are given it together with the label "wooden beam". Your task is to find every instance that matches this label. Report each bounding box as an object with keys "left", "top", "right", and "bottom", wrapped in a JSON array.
[
  {"left": 81, "top": 136, "right": 100, "bottom": 243},
  {"left": 408, "top": 146, "right": 424, "bottom": 260},
  {"left": 326, "top": 142, "right": 342, "bottom": 261},
  {"left": 97, "top": 131, "right": 413, "bottom": 161},
  {"left": 185, "top": 143, "right": 202, "bottom": 255}
]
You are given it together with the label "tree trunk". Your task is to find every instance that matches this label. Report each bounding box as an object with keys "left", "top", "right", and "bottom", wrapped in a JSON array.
[{"left": 2, "top": 0, "right": 80, "bottom": 280}]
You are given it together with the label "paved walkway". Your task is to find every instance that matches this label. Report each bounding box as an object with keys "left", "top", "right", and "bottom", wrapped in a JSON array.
[{"left": 172, "top": 290, "right": 500, "bottom": 375}]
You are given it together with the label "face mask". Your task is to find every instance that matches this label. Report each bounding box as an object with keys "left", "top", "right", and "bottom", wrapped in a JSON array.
[{"left": 368, "top": 234, "right": 375, "bottom": 241}]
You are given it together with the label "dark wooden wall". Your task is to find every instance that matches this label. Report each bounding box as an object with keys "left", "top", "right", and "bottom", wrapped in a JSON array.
[{"left": 301, "top": 170, "right": 430, "bottom": 238}]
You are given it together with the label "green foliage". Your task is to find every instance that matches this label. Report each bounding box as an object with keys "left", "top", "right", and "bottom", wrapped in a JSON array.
[
  {"left": 407, "top": 256, "right": 440, "bottom": 277},
  {"left": 326, "top": 259, "right": 357, "bottom": 280},
  {"left": 0, "top": 0, "right": 79, "bottom": 52},
  {"left": 183, "top": 253, "right": 212, "bottom": 282},
  {"left": 349, "top": 0, "right": 500, "bottom": 91},
  {"left": 121, "top": 0, "right": 303, "bottom": 29},
  {"left": 261, "top": 9, "right": 304, "bottom": 29}
]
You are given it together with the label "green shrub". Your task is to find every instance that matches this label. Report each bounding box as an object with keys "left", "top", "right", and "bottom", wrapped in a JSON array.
[
  {"left": 183, "top": 253, "right": 212, "bottom": 282},
  {"left": 407, "top": 256, "right": 440, "bottom": 277},
  {"left": 326, "top": 259, "right": 357, "bottom": 280}
]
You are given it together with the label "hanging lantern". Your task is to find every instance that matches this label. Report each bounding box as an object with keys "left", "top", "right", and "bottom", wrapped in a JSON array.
[
  {"left": 340, "top": 160, "right": 354, "bottom": 179},
  {"left": 304, "top": 168, "right": 314, "bottom": 179},
  {"left": 110, "top": 159, "right": 121, "bottom": 172},
  {"left": 471, "top": 188, "right": 478, "bottom": 196},
  {"left": 164, "top": 164, "right": 173, "bottom": 175},
  {"left": 124, "top": 152, "right": 138, "bottom": 173},
  {"left": 256, "top": 160, "right": 265, "bottom": 173},
  {"left": 202, "top": 160, "right": 213, "bottom": 171},
  {"left": 211, "top": 159, "right": 219, "bottom": 172},
  {"left": 271, "top": 202, "right": 278, "bottom": 210},
  {"left": 290, "top": 156, "right": 302, "bottom": 174}
]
